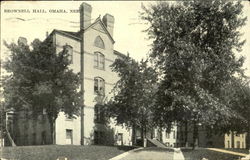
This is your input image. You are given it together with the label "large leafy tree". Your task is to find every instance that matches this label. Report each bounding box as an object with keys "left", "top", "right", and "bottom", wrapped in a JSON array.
[
  {"left": 3, "top": 38, "right": 81, "bottom": 144},
  {"left": 223, "top": 80, "right": 250, "bottom": 148},
  {"left": 105, "top": 55, "right": 157, "bottom": 145},
  {"left": 141, "top": 0, "right": 247, "bottom": 148}
]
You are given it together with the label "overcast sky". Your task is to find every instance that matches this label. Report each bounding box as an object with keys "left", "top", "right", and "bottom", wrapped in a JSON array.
[{"left": 1, "top": 1, "right": 250, "bottom": 77}]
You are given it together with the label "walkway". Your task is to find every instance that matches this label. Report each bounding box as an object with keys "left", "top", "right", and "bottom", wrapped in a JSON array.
[
  {"left": 207, "top": 148, "right": 248, "bottom": 157},
  {"left": 110, "top": 147, "right": 174, "bottom": 160},
  {"left": 173, "top": 148, "right": 185, "bottom": 160}
]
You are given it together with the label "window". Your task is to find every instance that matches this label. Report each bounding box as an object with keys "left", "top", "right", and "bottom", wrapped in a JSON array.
[
  {"left": 173, "top": 131, "right": 176, "bottom": 139},
  {"left": 94, "top": 36, "right": 105, "bottom": 49},
  {"left": 180, "top": 132, "right": 183, "bottom": 140},
  {"left": 65, "top": 115, "right": 73, "bottom": 121},
  {"left": 94, "top": 77, "right": 105, "bottom": 95},
  {"left": 117, "top": 133, "right": 123, "bottom": 145},
  {"left": 237, "top": 141, "right": 240, "bottom": 148},
  {"left": 66, "top": 129, "right": 73, "bottom": 144},
  {"left": 64, "top": 45, "right": 73, "bottom": 64},
  {"left": 166, "top": 132, "right": 170, "bottom": 139},
  {"left": 94, "top": 52, "right": 105, "bottom": 70},
  {"left": 94, "top": 104, "right": 105, "bottom": 123},
  {"left": 42, "top": 108, "right": 46, "bottom": 115},
  {"left": 227, "top": 140, "right": 230, "bottom": 148},
  {"left": 41, "top": 131, "right": 46, "bottom": 145},
  {"left": 32, "top": 133, "right": 36, "bottom": 145},
  {"left": 94, "top": 131, "right": 104, "bottom": 145}
]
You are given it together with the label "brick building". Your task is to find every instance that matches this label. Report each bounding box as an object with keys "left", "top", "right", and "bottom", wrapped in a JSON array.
[{"left": 11, "top": 2, "right": 132, "bottom": 146}]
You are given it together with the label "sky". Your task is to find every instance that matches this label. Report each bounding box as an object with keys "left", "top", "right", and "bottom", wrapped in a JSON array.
[{"left": 1, "top": 1, "right": 250, "bottom": 78}]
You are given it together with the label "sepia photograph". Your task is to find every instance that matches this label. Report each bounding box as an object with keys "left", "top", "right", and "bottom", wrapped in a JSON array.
[{"left": 0, "top": 1, "right": 250, "bottom": 160}]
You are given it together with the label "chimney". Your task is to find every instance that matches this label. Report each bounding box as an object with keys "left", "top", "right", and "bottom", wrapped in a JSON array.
[
  {"left": 80, "top": 2, "right": 92, "bottom": 29},
  {"left": 102, "top": 14, "right": 114, "bottom": 37},
  {"left": 18, "top": 37, "right": 27, "bottom": 46}
]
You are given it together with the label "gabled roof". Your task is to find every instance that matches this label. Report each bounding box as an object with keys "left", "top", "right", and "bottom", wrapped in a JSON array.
[
  {"left": 43, "top": 29, "right": 81, "bottom": 43},
  {"left": 45, "top": 17, "right": 115, "bottom": 44},
  {"left": 44, "top": 30, "right": 124, "bottom": 58},
  {"left": 80, "top": 17, "right": 115, "bottom": 44},
  {"left": 114, "top": 50, "right": 126, "bottom": 58},
  {"left": 53, "top": 29, "right": 81, "bottom": 41}
]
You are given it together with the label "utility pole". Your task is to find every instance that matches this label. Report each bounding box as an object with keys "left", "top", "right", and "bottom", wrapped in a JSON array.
[
  {"left": 80, "top": 19, "right": 85, "bottom": 146},
  {"left": 80, "top": 33, "right": 85, "bottom": 145}
]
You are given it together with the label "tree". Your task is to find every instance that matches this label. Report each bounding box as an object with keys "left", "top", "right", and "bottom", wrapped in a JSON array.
[
  {"left": 223, "top": 79, "right": 250, "bottom": 148},
  {"left": 105, "top": 55, "right": 157, "bottom": 146},
  {"left": 3, "top": 37, "right": 81, "bottom": 144},
  {"left": 239, "top": 84, "right": 250, "bottom": 149},
  {"left": 141, "top": 0, "right": 247, "bottom": 149},
  {"left": 0, "top": 102, "right": 5, "bottom": 146}
]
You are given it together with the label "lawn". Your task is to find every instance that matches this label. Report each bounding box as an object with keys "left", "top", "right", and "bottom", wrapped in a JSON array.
[
  {"left": 181, "top": 148, "right": 244, "bottom": 160},
  {"left": 0, "top": 145, "right": 136, "bottom": 160}
]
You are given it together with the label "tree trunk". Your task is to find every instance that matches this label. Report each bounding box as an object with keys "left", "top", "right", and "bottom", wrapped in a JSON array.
[
  {"left": 140, "top": 126, "right": 147, "bottom": 147},
  {"left": 159, "top": 127, "right": 163, "bottom": 142},
  {"left": 231, "top": 131, "right": 234, "bottom": 148},
  {"left": 185, "top": 120, "right": 188, "bottom": 147},
  {"left": 141, "top": 126, "right": 144, "bottom": 140},
  {"left": 0, "top": 108, "right": 4, "bottom": 147},
  {"left": 132, "top": 124, "right": 137, "bottom": 146},
  {"left": 247, "top": 121, "right": 250, "bottom": 150},
  {"left": 144, "top": 126, "right": 147, "bottom": 147},
  {"left": 192, "top": 120, "right": 198, "bottom": 150},
  {"left": 49, "top": 117, "right": 55, "bottom": 145}
]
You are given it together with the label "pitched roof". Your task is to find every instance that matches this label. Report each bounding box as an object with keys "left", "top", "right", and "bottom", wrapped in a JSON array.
[
  {"left": 45, "top": 17, "right": 115, "bottom": 44},
  {"left": 53, "top": 29, "right": 81, "bottom": 41},
  {"left": 80, "top": 17, "right": 115, "bottom": 44},
  {"left": 44, "top": 30, "right": 125, "bottom": 58},
  {"left": 114, "top": 50, "right": 126, "bottom": 58}
]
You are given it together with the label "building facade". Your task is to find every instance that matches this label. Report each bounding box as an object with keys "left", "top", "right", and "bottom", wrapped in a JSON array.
[
  {"left": 5, "top": 2, "right": 247, "bottom": 148},
  {"left": 11, "top": 2, "right": 132, "bottom": 146},
  {"left": 225, "top": 132, "right": 246, "bottom": 149},
  {"left": 49, "top": 2, "right": 132, "bottom": 146},
  {"left": 177, "top": 123, "right": 247, "bottom": 148}
]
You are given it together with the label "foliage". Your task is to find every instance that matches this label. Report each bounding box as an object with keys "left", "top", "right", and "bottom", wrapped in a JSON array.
[
  {"left": 215, "top": 79, "right": 250, "bottom": 133},
  {"left": 141, "top": 0, "right": 247, "bottom": 131},
  {"left": 3, "top": 38, "right": 81, "bottom": 143},
  {"left": 105, "top": 55, "right": 157, "bottom": 138}
]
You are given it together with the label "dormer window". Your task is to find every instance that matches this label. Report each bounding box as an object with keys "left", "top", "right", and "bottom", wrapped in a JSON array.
[
  {"left": 94, "top": 36, "right": 105, "bottom": 49},
  {"left": 94, "top": 52, "right": 105, "bottom": 70}
]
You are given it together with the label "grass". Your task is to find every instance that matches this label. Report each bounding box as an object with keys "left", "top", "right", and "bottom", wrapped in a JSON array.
[
  {"left": 181, "top": 148, "right": 245, "bottom": 160},
  {"left": 0, "top": 145, "right": 137, "bottom": 160}
]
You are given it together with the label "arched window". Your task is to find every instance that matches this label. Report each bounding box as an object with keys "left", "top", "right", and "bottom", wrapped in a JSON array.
[
  {"left": 94, "top": 36, "right": 105, "bottom": 49},
  {"left": 94, "top": 52, "right": 105, "bottom": 70},
  {"left": 63, "top": 44, "right": 73, "bottom": 64},
  {"left": 94, "top": 77, "right": 105, "bottom": 95}
]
